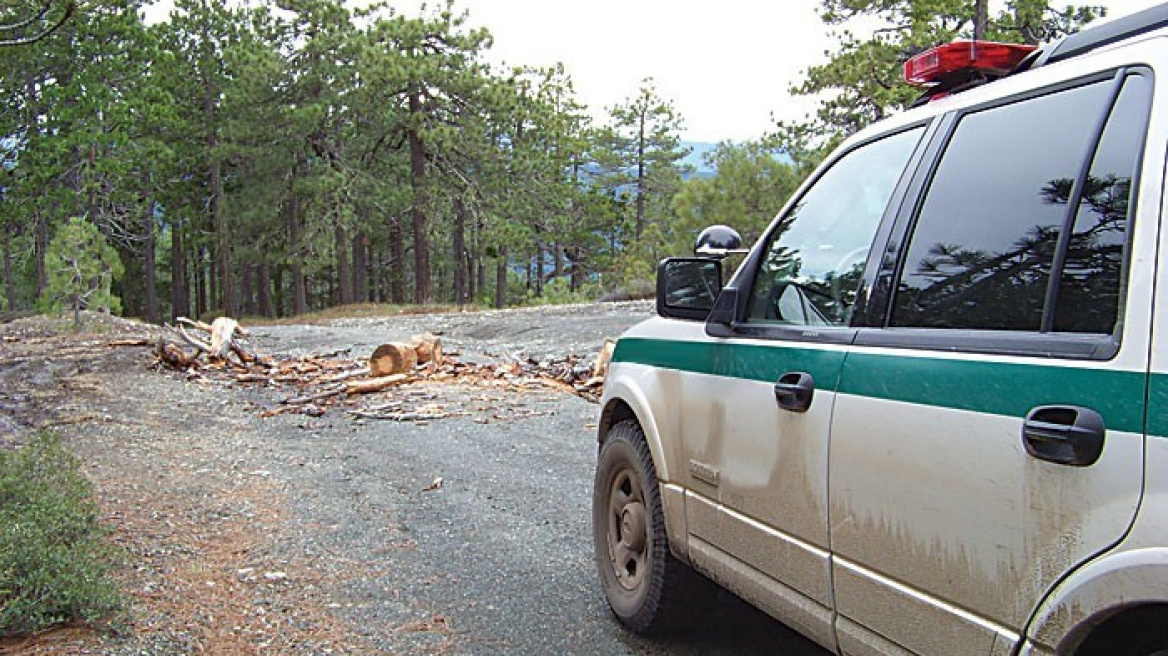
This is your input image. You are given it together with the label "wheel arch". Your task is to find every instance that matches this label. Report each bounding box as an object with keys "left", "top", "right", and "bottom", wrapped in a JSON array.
[
  {"left": 1023, "top": 547, "right": 1168, "bottom": 654},
  {"left": 598, "top": 374, "right": 673, "bottom": 484}
]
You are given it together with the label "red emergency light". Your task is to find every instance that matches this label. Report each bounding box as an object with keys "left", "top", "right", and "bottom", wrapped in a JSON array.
[{"left": 904, "top": 40, "right": 1037, "bottom": 86}]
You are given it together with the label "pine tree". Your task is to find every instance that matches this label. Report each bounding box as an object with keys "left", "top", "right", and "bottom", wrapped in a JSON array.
[{"left": 40, "top": 216, "right": 124, "bottom": 329}]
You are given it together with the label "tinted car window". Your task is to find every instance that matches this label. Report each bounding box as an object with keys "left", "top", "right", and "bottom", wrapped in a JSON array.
[
  {"left": 747, "top": 127, "right": 923, "bottom": 326},
  {"left": 892, "top": 81, "right": 1113, "bottom": 331},
  {"left": 1053, "top": 74, "right": 1150, "bottom": 333}
]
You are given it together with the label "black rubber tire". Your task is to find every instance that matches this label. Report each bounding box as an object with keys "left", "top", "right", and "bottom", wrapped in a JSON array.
[{"left": 592, "top": 420, "right": 708, "bottom": 634}]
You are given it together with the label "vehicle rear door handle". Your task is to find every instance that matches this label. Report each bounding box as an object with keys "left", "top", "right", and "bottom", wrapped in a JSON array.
[
  {"left": 774, "top": 372, "right": 814, "bottom": 413},
  {"left": 1022, "top": 405, "right": 1105, "bottom": 466}
]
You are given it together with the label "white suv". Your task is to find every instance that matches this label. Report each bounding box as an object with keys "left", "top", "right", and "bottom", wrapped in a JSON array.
[{"left": 592, "top": 5, "right": 1168, "bottom": 655}]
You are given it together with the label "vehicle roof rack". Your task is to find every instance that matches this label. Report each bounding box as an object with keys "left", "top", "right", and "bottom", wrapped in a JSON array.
[{"left": 1029, "top": 2, "right": 1168, "bottom": 69}]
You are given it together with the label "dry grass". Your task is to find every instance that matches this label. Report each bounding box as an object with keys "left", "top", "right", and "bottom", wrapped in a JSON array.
[{"left": 242, "top": 303, "right": 471, "bottom": 326}]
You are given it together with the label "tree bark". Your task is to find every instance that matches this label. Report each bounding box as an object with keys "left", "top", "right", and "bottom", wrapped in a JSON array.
[
  {"left": 570, "top": 246, "right": 584, "bottom": 292},
  {"left": 635, "top": 106, "right": 646, "bottom": 239},
  {"left": 258, "top": 258, "right": 275, "bottom": 318},
  {"left": 288, "top": 153, "right": 308, "bottom": 315},
  {"left": 171, "top": 216, "right": 189, "bottom": 320},
  {"left": 272, "top": 264, "right": 284, "bottom": 317},
  {"left": 476, "top": 247, "right": 486, "bottom": 303},
  {"left": 335, "top": 221, "right": 353, "bottom": 305},
  {"left": 389, "top": 220, "right": 405, "bottom": 304},
  {"left": 144, "top": 199, "right": 159, "bottom": 324},
  {"left": 34, "top": 210, "right": 47, "bottom": 299},
  {"left": 195, "top": 245, "right": 207, "bottom": 318},
  {"left": 408, "top": 89, "right": 430, "bottom": 304},
  {"left": 2, "top": 222, "right": 15, "bottom": 310},
  {"left": 353, "top": 229, "right": 369, "bottom": 302},
  {"left": 495, "top": 246, "right": 507, "bottom": 309},
  {"left": 973, "top": 0, "right": 989, "bottom": 40},
  {"left": 453, "top": 198, "right": 467, "bottom": 305},
  {"left": 242, "top": 262, "right": 255, "bottom": 317},
  {"left": 204, "top": 70, "right": 236, "bottom": 317}
]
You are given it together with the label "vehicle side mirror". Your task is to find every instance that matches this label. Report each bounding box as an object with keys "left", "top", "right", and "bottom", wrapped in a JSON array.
[
  {"left": 694, "top": 225, "right": 749, "bottom": 259},
  {"left": 656, "top": 258, "right": 723, "bottom": 320}
]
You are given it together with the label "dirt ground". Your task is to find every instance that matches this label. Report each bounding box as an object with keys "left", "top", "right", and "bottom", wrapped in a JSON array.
[
  {"left": 0, "top": 304, "right": 646, "bottom": 654},
  {"left": 0, "top": 304, "right": 824, "bottom": 656}
]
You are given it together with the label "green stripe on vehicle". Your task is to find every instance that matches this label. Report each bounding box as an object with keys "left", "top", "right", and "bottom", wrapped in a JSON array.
[
  {"left": 612, "top": 337, "right": 1148, "bottom": 435},
  {"left": 1147, "top": 374, "right": 1168, "bottom": 437},
  {"left": 611, "top": 337, "right": 847, "bottom": 386}
]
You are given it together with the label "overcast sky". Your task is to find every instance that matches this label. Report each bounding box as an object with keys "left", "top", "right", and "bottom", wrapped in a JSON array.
[{"left": 144, "top": 0, "right": 1156, "bottom": 143}]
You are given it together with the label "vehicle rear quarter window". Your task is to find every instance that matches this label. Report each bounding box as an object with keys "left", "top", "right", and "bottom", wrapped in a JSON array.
[
  {"left": 892, "top": 81, "right": 1112, "bottom": 330},
  {"left": 1053, "top": 74, "right": 1150, "bottom": 333},
  {"left": 891, "top": 74, "right": 1149, "bottom": 335}
]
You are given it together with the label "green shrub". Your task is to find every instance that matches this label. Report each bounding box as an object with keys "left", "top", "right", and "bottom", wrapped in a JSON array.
[{"left": 0, "top": 434, "right": 122, "bottom": 636}]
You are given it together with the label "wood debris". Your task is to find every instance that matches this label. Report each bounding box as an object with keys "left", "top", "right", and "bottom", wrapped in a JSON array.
[{"left": 153, "top": 319, "right": 614, "bottom": 421}]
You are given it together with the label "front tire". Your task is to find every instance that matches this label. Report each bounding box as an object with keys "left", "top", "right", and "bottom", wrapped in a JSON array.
[{"left": 593, "top": 420, "right": 706, "bottom": 634}]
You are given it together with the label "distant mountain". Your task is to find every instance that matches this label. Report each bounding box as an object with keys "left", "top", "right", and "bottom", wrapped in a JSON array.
[{"left": 680, "top": 141, "right": 719, "bottom": 178}]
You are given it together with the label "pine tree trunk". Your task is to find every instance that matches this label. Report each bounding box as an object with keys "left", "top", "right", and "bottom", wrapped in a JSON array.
[
  {"left": 453, "top": 199, "right": 467, "bottom": 305},
  {"left": 2, "top": 223, "right": 16, "bottom": 311},
  {"left": 389, "top": 221, "right": 405, "bottom": 304},
  {"left": 477, "top": 252, "right": 487, "bottom": 303},
  {"left": 974, "top": 0, "right": 989, "bottom": 40},
  {"left": 170, "top": 217, "right": 189, "bottom": 320},
  {"left": 335, "top": 222, "right": 353, "bottom": 305},
  {"left": 570, "top": 246, "right": 584, "bottom": 292},
  {"left": 144, "top": 200, "right": 159, "bottom": 324},
  {"left": 258, "top": 259, "right": 275, "bottom": 318},
  {"left": 242, "top": 263, "right": 255, "bottom": 316},
  {"left": 535, "top": 242, "right": 545, "bottom": 296},
  {"left": 288, "top": 154, "right": 308, "bottom": 316},
  {"left": 408, "top": 90, "right": 430, "bottom": 304},
  {"left": 34, "top": 210, "right": 47, "bottom": 299},
  {"left": 207, "top": 246, "right": 217, "bottom": 314},
  {"left": 195, "top": 246, "right": 208, "bottom": 318},
  {"left": 204, "top": 70, "right": 236, "bottom": 318},
  {"left": 353, "top": 229, "right": 368, "bottom": 302},
  {"left": 272, "top": 265, "right": 285, "bottom": 317},
  {"left": 635, "top": 109, "right": 647, "bottom": 239},
  {"left": 495, "top": 246, "right": 507, "bottom": 309}
]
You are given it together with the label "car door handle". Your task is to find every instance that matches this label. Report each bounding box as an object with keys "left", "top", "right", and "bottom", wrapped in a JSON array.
[
  {"left": 1022, "top": 405, "right": 1105, "bottom": 466},
  {"left": 774, "top": 372, "right": 814, "bottom": 413}
]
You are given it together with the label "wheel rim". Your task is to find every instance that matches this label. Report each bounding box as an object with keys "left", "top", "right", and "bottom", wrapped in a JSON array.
[{"left": 607, "top": 467, "right": 649, "bottom": 591}]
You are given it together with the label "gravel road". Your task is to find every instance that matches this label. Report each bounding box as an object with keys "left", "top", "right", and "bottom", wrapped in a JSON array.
[{"left": 1, "top": 303, "right": 828, "bottom": 655}]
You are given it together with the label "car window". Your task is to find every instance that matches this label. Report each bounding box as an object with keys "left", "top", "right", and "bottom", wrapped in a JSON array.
[
  {"left": 746, "top": 127, "right": 923, "bottom": 326},
  {"left": 1053, "top": 74, "right": 1150, "bottom": 333},
  {"left": 891, "top": 73, "right": 1148, "bottom": 333}
]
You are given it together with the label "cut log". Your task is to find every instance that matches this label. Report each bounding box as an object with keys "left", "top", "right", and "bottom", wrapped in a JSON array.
[
  {"left": 369, "top": 343, "right": 418, "bottom": 376},
  {"left": 409, "top": 332, "right": 443, "bottom": 366},
  {"left": 345, "top": 373, "right": 410, "bottom": 395}
]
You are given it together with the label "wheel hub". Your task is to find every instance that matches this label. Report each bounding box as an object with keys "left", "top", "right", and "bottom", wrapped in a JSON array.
[{"left": 620, "top": 502, "right": 647, "bottom": 552}]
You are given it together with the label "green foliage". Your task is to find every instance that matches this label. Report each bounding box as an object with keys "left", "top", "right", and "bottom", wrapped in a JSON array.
[
  {"left": 672, "top": 139, "right": 802, "bottom": 253},
  {"left": 526, "top": 277, "right": 603, "bottom": 306},
  {"left": 0, "top": 433, "right": 122, "bottom": 636},
  {"left": 791, "top": 0, "right": 1105, "bottom": 139},
  {"left": 39, "top": 217, "right": 124, "bottom": 321}
]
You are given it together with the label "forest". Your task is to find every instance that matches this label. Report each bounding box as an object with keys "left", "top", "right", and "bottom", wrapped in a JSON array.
[{"left": 0, "top": 0, "right": 1104, "bottom": 324}]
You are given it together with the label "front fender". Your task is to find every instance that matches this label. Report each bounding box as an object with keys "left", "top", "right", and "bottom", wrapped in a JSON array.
[{"left": 598, "top": 361, "right": 680, "bottom": 484}]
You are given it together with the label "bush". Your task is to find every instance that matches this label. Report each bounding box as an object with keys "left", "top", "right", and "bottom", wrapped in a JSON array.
[{"left": 0, "top": 434, "right": 121, "bottom": 636}]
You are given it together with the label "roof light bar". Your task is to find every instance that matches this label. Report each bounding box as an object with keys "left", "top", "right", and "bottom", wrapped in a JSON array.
[{"left": 904, "top": 40, "right": 1037, "bottom": 87}]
